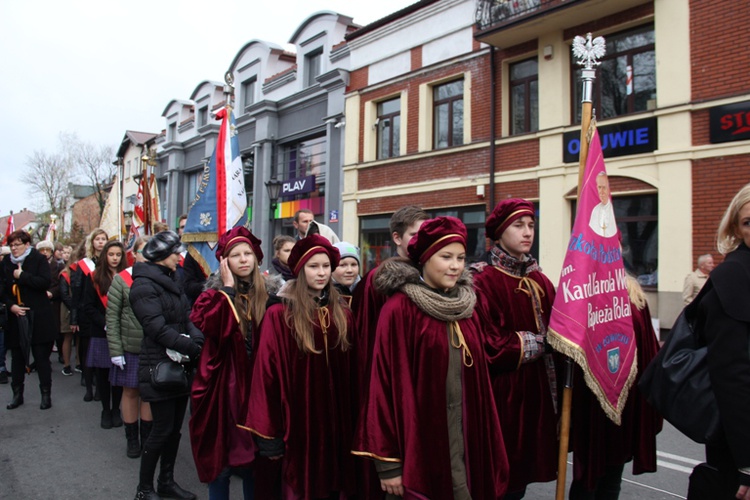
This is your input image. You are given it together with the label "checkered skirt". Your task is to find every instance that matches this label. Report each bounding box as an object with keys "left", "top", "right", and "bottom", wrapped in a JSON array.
[
  {"left": 86, "top": 337, "right": 111, "bottom": 369},
  {"left": 109, "top": 352, "right": 140, "bottom": 388}
]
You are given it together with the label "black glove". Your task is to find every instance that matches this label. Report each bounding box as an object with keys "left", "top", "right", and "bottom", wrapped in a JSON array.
[{"left": 186, "top": 342, "right": 202, "bottom": 360}]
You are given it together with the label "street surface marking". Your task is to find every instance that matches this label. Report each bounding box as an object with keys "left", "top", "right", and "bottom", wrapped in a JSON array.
[{"left": 657, "top": 451, "right": 701, "bottom": 466}]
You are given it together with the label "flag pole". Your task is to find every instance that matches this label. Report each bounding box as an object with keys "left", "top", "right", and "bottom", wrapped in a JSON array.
[{"left": 555, "top": 32, "right": 604, "bottom": 500}]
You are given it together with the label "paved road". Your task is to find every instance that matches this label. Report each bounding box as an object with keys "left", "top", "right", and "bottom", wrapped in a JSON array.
[
  {"left": 0, "top": 355, "right": 211, "bottom": 500},
  {"left": 0, "top": 353, "right": 705, "bottom": 499}
]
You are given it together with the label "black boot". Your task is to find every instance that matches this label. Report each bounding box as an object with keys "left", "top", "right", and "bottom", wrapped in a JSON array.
[
  {"left": 140, "top": 420, "right": 153, "bottom": 452},
  {"left": 135, "top": 448, "right": 162, "bottom": 500},
  {"left": 7, "top": 383, "right": 24, "bottom": 410},
  {"left": 40, "top": 385, "right": 51, "bottom": 410},
  {"left": 101, "top": 409, "right": 113, "bottom": 429},
  {"left": 126, "top": 422, "right": 141, "bottom": 458},
  {"left": 156, "top": 433, "right": 196, "bottom": 499}
]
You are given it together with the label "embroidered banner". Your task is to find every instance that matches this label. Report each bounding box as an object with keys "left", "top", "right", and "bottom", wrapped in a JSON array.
[{"left": 548, "top": 129, "right": 636, "bottom": 425}]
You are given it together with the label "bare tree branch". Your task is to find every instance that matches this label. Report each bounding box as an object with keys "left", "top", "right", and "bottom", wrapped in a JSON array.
[
  {"left": 22, "top": 148, "right": 73, "bottom": 228},
  {"left": 63, "top": 133, "right": 116, "bottom": 216}
]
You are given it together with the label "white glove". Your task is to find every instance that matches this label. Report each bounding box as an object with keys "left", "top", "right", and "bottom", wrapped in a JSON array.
[{"left": 111, "top": 356, "right": 126, "bottom": 370}]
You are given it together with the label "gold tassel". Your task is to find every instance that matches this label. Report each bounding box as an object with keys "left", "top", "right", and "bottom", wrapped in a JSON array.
[
  {"left": 318, "top": 307, "right": 331, "bottom": 366},
  {"left": 450, "top": 322, "right": 474, "bottom": 368}
]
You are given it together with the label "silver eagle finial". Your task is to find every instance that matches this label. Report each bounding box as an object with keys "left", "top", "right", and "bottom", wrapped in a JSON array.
[{"left": 572, "top": 33, "right": 606, "bottom": 69}]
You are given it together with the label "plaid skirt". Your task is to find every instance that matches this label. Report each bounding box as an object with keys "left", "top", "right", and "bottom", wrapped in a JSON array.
[
  {"left": 86, "top": 337, "right": 111, "bottom": 369},
  {"left": 109, "top": 352, "right": 140, "bottom": 388}
]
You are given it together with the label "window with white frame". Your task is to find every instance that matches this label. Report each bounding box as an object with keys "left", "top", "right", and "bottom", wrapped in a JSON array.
[
  {"left": 377, "top": 98, "right": 401, "bottom": 160},
  {"left": 572, "top": 24, "right": 656, "bottom": 123},
  {"left": 433, "top": 79, "right": 464, "bottom": 148},
  {"left": 510, "top": 58, "right": 538, "bottom": 135}
]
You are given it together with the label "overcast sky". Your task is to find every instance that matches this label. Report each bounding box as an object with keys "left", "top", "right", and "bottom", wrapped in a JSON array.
[{"left": 0, "top": 0, "right": 411, "bottom": 216}]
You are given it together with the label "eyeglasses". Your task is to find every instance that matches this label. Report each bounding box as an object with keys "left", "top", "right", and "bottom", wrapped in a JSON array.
[{"left": 9, "top": 242, "right": 25, "bottom": 248}]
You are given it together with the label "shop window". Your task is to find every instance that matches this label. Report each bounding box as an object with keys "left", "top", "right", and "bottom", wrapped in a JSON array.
[
  {"left": 359, "top": 206, "right": 486, "bottom": 274},
  {"left": 509, "top": 58, "right": 538, "bottom": 135},
  {"left": 573, "top": 193, "right": 658, "bottom": 286},
  {"left": 572, "top": 24, "right": 656, "bottom": 123},
  {"left": 433, "top": 79, "right": 464, "bottom": 148},
  {"left": 377, "top": 98, "right": 401, "bottom": 159}
]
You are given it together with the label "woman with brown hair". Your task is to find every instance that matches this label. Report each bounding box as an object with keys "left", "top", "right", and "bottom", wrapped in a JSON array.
[
  {"left": 241, "top": 234, "right": 355, "bottom": 499},
  {"left": 190, "top": 227, "right": 270, "bottom": 499},
  {"left": 81, "top": 240, "right": 127, "bottom": 428},
  {"left": 71, "top": 228, "right": 108, "bottom": 401}
]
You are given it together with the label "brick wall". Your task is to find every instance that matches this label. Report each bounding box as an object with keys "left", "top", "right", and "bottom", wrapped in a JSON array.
[
  {"left": 691, "top": 1, "right": 750, "bottom": 102},
  {"left": 359, "top": 148, "right": 490, "bottom": 190},
  {"left": 72, "top": 193, "right": 103, "bottom": 236},
  {"left": 692, "top": 155, "right": 750, "bottom": 266},
  {"left": 359, "top": 185, "right": 483, "bottom": 214}
]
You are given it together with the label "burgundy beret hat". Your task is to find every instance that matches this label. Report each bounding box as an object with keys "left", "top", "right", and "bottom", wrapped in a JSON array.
[
  {"left": 485, "top": 198, "right": 535, "bottom": 240},
  {"left": 407, "top": 216, "right": 467, "bottom": 265},
  {"left": 288, "top": 234, "right": 340, "bottom": 277},
  {"left": 215, "top": 227, "right": 263, "bottom": 263}
]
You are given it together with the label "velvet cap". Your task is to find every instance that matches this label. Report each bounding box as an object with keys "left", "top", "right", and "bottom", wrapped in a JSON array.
[
  {"left": 288, "top": 234, "right": 340, "bottom": 277},
  {"left": 485, "top": 198, "right": 535, "bottom": 240},
  {"left": 215, "top": 226, "right": 263, "bottom": 263},
  {"left": 142, "top": 231, "right": 186, "bottom": 263},
  {"left": 407, "top": 216, "right": 467, "bottom": 265}
]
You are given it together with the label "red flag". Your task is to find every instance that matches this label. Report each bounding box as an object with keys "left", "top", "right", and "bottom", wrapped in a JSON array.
[
  {"left": 547, "top": 129, "right": 636, "bottom": 425},
  {"left": 2, "top": 213, "right": 15, "bottom": 245}
]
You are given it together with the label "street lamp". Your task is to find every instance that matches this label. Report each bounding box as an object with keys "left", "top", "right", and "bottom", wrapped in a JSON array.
[{"left": 265, "top": 178, "right": 282, "bottom": 221}]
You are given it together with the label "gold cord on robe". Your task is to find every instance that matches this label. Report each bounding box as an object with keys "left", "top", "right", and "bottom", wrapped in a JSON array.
[
  {"left": 318, "top": 307, "right": 331, "bottom": 366},
  {"left": 449, "top": 322, "right": 474, "bottom": 368}
]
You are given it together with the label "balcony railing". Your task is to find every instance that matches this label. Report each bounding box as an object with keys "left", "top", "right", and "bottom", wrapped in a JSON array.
[{"left": 475, "top": 0, "right": 580, "bottom": 32}]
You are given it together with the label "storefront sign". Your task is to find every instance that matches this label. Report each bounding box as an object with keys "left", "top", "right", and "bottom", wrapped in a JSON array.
[
  {"left": 281, "top": 175, "right": 315, "bottom": 198},
  {"left": 710, "top": 101, "right": 750, "bottom": 143},
  {"left": 563, "top": 117, "right": 657, "bottom": 163}
]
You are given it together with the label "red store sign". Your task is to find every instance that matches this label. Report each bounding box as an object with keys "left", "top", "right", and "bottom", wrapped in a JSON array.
[{"left": 710, "top": 100, "right": 750, "bottom": 144}]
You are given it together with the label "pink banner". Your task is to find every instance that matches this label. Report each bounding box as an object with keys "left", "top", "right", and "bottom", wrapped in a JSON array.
[{"left": 548, "top": 129, "right": 635, "bottom": 424}]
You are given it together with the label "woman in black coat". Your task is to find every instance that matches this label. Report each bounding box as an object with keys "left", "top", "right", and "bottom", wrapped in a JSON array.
[
  {"left": 688, "top": 183, "right": 750, "bottom": 500},
  {"left": 2, "top": 230, "right": 55, "bottom": 410},
  {"left": 129, "top": 231, "right": 203, "bottom": 500}
]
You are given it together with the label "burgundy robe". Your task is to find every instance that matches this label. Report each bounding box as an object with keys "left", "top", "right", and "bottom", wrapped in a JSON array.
[
  {"left": 189, "top": 289, "right": 257, "bottom": 483},
  {"left": 353, "top": 292, "right": 509, "bottom": 500},
  {"left": 473, "top": 266, "right": 559, "bottom": 493},
  {"left": 570, "top": 301, "right": 663, "bottom": 490},
  {"left": 243, "top": 301, "right": 355, "bottom": 499}
]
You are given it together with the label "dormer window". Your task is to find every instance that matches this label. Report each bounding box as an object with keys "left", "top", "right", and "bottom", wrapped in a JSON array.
[
  {"left": 242, "top": 77, "right": 257, "bottom": 110},
  {"left": 168, "top": 123, "right": 177, "bottom": 142},
  {"left": 305, "top": 49, "right": 323, "bottom": 87},
  {"left": 197, "top": 106, "right": 208, "bottom": 127}
]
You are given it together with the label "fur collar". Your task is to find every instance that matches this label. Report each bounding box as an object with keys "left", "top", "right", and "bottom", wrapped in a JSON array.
[{"left": 373, "top": 257, "right": 473, "bottom": 296}]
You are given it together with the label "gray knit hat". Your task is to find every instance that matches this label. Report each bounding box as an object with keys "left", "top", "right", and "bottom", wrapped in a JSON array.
[
  {"left": 142, "top": 231, "right": 186, "bottom": 262},
  {"left": 333, "top": 241, "right": 360, "bottom": 265}
]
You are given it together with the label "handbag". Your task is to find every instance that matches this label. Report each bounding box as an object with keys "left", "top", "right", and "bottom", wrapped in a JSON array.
[
  {"left": 150, "top": 360, "right": 188, "bottom": 391},
  {"left": 638, "top": 282, "right": 720, "bottom": 444}
]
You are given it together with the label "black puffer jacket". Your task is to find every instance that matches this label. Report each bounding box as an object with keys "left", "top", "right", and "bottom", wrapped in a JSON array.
[{"left": 129, "top": 261, "right": 204, "bottom": 402}]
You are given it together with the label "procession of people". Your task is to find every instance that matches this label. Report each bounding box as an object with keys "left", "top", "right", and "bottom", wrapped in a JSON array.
[{"left": 4, "top": 182, "right": 750, "bottom": 499}]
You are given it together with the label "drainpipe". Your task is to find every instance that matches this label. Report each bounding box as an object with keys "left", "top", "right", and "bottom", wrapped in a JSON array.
[{"left": 489, "top": 46, "right": 497, "bottom": 212}]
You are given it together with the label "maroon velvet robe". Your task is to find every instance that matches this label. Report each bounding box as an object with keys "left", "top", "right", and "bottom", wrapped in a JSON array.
[
  {"left": 242, "top": 301, "right": 355, "bottom": 499},
  {"left": 473, "top": 266, "right": 559, "bottom": 493},
  {"left": 570, "top": 301, "right": 663, "bottom": 490},
  {"left": 189, "top": 289, "right": 257, "bottom": 483},
  {"left": 350, "top": 267, "right": 389, "bottom": 500},
  {"left": 353, "top": 292, "right": 509, "bottom": 500}
]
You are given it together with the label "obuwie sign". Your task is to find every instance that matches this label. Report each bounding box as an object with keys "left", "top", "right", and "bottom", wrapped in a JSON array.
[{"left": 563, "top": 117, "right": 657, "bottom": 163}]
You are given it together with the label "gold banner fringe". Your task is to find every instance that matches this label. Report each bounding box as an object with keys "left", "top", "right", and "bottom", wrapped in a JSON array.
[
  {"left": 548, "top": 328, "right": 638, "bottom": 426},
  {"left": 187, "top": 244, "right": 214, "bottom": 278}
]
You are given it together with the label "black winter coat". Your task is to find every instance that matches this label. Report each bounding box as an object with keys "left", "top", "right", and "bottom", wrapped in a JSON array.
[
  {"left": 129, "top": 261, "right": 204, "bottom": 402},
  {"left": 1, "top": 248, "right": 56, "bottom": 347},
  {"left": 80, "top": 276, "right": 107, "bottom": 338}
]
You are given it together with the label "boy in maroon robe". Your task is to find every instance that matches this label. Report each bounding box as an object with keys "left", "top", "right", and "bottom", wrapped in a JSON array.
[{"left": 471, "top": 198, "right": 559, "bottom": 499}]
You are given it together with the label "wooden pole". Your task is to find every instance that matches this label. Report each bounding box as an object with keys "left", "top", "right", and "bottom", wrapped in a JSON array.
[{"left": 555, "top": 33, "right": 602, "bottom": 500}]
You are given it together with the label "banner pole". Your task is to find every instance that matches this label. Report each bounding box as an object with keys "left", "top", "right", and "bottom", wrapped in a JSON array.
[{"left": 556, "top": 32, "right": 604, "bottom": 500}]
